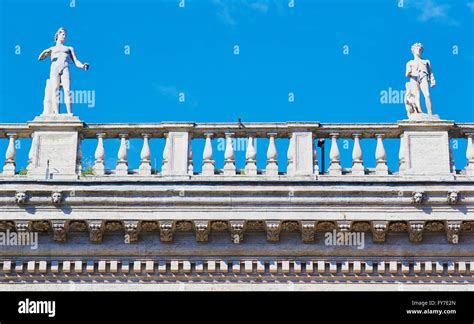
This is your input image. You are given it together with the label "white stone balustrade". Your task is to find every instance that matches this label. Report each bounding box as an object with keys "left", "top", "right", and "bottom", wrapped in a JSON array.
[{"left": 1, "top": 121, "right": 474, "bottom": 179}]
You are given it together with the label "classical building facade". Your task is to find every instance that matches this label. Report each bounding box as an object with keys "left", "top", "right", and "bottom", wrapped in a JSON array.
[{"left": 0, "top": 116, "right": 473, "bottom": 290}]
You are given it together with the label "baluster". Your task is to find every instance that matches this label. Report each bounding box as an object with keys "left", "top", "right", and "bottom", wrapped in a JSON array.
[
  {"left": 76, "top": 135, "right": 83, "bottom": 175},
  {"left": 266, "top": 133, "right": 278, "bottom": 176},
  {"left": 328, "top": 133, "right": 342, "bottom": 175},
  {"left": 161, "top": 133, "right": 170, "bottom": 175},
  {"left": 223, "top": 133, "right": 236, "bottom": 176},
  {"left": 139, "top": 133, "right": 151, "bottom": 176},
  {"left": 449, "top": 141, "right": 455, "bottom": 174},
  {"left": 3, "top": 133, "right": 17, "bottom": 176},
  {"left": 466, "top": 133, "right": 474, "bottom": 176},
  {"left": 398, "top": 134, "right": 406, "bottom": 173},
  {"left": 245, "top": 134, "right": 257, "bottom": 176},
  {"left": 93, "top": 133, "right": 106, "bottom": 175},
  {"left": 115, "top": 133, "right": 128, "bottom": 176},
  {"left": 286, "top": 133, "right": 295, "bottom": 176},
  {"left": 351, "top": 133, "right": 365, "bottom": 175},
  {"left": 202, "top": 132, "right": 215, "bottom": 176},
  {"left": 313, "top": 136, "right": 319, "bottom": 175},
  {"left": 188, "top": 136, "right": 194, "bottom": 176},
  {"left": 375, "top": 134, "right": 388, "bottom": 175},
  {"left": 26, "top": 133, "right": 35, "bottom": 173}
]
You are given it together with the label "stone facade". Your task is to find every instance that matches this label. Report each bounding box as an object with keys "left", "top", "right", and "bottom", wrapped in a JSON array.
[{"left": 0, "top": 117, "right": 473, "bottom": 290}]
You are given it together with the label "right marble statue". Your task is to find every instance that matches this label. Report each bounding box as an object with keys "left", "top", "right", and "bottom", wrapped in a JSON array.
[{"left": 404, "top": 43, "right": 439, "bottom": 120}]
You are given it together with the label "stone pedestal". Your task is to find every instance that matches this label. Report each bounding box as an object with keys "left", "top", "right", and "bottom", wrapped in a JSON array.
[
  {"left": 166, "top": 131, "right": 190, "bottom": 176},
  {"left": 287, "top": 132, "right": 314, "bottom": 176},
  {"left": 398, "top": 120, "right": 454, "bottom": 179},
  {"left": 27, "top": 115, "right": 84, "bottom": 180}
]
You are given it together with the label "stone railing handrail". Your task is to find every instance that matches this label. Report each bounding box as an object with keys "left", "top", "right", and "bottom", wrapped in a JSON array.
[{"left": 1, "top": 121, "right": 474, "bottom": 139}]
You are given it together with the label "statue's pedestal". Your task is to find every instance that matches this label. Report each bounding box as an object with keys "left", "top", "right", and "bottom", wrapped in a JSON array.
[
  {"left": 27, "top": 114, "right": 84, "bottom": 180},
  {"left": 398, "top": 119, "right": 454, "bottom": 179}
]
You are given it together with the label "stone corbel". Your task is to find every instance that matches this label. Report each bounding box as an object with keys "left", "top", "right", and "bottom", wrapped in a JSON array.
[
  {"left": 15, "top": 220, "right": 30, "bottom": 233},
  {"left": 124, "top": 220, "right": 140, "bottom": 243},
  {"left": 446, "top": 221, "right": 461, "bottom": 244},
  {"left": 409, "top": 221, "right": 424, "bottom": 243},
  {"left": 52, "top": 220, "right": 67, "bottom": 242},
  {"left": 194, "top": 220, "right": 210, "bottom": 243},
  {"left": 300, "top": 221, "right": 316, "bottom": 243},
  {"left": 372, "top": 221, "right": 388, "bottom": 243},
  {"left": 159, "top": 220, "right": 175, "bottom": 243},
  {"left": 87, "top": 220, "right": 104, "bottom": 243},
  {"left": 229, "top": 220, "right": 246, "bottom": 244},
  {"left": 265, "top": 220, "right": 281, "bottom": 243},
  {"left": 337, "top": 220, "right": 351, "bottom": 232}
]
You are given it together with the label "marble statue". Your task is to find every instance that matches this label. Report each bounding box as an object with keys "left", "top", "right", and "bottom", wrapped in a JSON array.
[
  {"left": 404, "top": 43, "right": 437, "bottom": 120},
  {"left": 38, "top": 27, "right": 89, "bottom": 116}
]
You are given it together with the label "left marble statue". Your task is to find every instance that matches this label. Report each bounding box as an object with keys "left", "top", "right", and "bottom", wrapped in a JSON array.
[{"left": 38, "top": 27, "right": 89, "bottom": 116}]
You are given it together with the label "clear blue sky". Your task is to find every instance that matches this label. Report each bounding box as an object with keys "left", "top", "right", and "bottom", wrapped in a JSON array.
[{"left": 0, "top": 0, "right": 473, "bottom": 172}]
